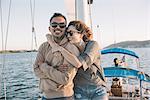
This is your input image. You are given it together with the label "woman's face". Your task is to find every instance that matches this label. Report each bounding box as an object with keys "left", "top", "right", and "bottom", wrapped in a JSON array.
[{"left": 66, "top": 25, "right": 83, "bottom": 43}]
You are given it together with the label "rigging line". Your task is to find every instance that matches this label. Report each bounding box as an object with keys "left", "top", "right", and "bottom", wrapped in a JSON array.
[
  {"left": 30, "top": 0, "right": 38, "bottom": 49},
  {"left": 0, "top": 0, "right": 4, "bottom": 51},
  {"left": 88, "top": 0, "right": 93, "bottom": 31},
  {"left": 75, "top": 0, "right": 77, "bottom": 20},
  {"left": 111, "top": 0, "right": 116, "bottom": 47},
  {"left": 30, "top": 0, "right": 34, "bottom": 50},
  {"left": 0, "top": 0, "right": 12, "bottom": 99},
  {"left": 144, "top": 0, "right": 149, "bottom": 40},
  {"left": 4, "top": 0, "right": 12, "bottom": 51},
  {"left": 30, "top": 0, "right": 35, "bottom": 26},
  {"left": 0, "top": 0, "right": 3, "bottom": 97}
]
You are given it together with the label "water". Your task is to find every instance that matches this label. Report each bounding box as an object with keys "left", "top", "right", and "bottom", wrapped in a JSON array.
[
  {"left": 0, "top": 52, "right": 39, "bottom": 100},
  {"left": 0, "top": 48, "right": 150, "bottom": 100}
]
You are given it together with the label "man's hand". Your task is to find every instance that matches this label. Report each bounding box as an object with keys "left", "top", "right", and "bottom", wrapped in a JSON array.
[
  {"left": 38, "top": 61, "right": 43, "bottom": 67},
  {"left": 57, "top": 64, "right": 69, "bottom": 73}
]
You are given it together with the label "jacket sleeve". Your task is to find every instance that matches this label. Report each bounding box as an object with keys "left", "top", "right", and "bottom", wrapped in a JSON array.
[
  {"left": 78, "top": 41, "right": 101, "bottom": 71},
  {"left": 39, "top": 62, "right": 77, "bottom": 85},
  {"left": 59, "top": 46, "right": 81, "bottom": 68},
  {"left": 46, "top": 34, "right": 81, "bottom": 68},
  {"left": 33, "top": 43, "right": 48, "bottom": 79}
]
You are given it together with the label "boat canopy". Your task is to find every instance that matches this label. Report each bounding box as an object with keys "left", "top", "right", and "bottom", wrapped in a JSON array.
[
  {"left": 101, "top": 48, "right": 139, "bottom": 58},
  {"left": 104, "top": 67, "right": 150, "bottom": 82}
]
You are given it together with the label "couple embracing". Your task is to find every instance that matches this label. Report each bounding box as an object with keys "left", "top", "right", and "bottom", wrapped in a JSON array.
[{"left": 33, "top": 13, "right": 108, "bottom": 100}]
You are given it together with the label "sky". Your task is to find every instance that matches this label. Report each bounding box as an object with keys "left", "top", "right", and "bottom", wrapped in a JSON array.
[{"left": 0, "top": 0, "right": 150, "bottom": 50}]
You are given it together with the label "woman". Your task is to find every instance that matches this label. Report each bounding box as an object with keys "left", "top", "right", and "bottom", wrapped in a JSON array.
[{"left": 47, "top": 20, "right": 108, "bottom": 100}]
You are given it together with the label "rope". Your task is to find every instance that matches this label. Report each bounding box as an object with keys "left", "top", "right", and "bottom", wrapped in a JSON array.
[
  {"left": 75, "top": 0, "right": 77, "bottom": 20},
  {"left": 88, "top": 0, "right": 93, "bottom": 31},
  {"left": 144, "top": 0, "right": 149, "bottom": 40},
  {"left": 0, "top": 0, "right": 3, "bottom": 96},
  {"left": 30, "top": 0, "right": 38, "bottom": 50},
  {"left": 0, "top": 0, "right": 12, "bottom": 99},
  {"left": 0, "top": 0, "right": 4, "bottom": 51},
  {"left": 4, "top": 0, "right": 11, "bottom": 50},
  {"left": 29, "top": 1, "right": 38, "bottom": 98},
  {"left": 111, "top": 0, "right": 117, "bottom": 47}
]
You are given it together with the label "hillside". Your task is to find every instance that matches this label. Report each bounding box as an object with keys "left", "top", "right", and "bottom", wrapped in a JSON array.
[{"left": 105, "top": 40, "right": 150, "bottom": 48}]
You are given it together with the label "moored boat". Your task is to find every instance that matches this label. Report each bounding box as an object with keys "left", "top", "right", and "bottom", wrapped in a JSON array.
[{"left": 101, "top": 48, "right": 150, "bottom": 100}]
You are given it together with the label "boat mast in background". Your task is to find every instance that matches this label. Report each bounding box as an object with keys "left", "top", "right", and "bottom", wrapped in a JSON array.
[
  {"left": 64, "top": 0, "right": 93, "bottom": 29},
  {"left": 76, "top": 0, "right": 92, "bottom": 28}
]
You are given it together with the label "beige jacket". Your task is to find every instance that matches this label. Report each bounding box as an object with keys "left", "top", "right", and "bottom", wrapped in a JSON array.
[{"left": 33, "top": 34, "right": 80, "bottom": 98}]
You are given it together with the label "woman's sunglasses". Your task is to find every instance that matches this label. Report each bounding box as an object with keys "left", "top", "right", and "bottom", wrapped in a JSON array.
[
  {"left": 51, "top": 22, "right": 66, "bottom": 28},
  {"left": 67, "top": 31, "right": 80, "bottom": 36}
]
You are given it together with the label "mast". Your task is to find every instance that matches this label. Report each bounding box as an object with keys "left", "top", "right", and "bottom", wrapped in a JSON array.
[
  {"left": 64, "top": 0, "right": 93, "bottom": 28},
  {"left": 75, "top": 0, "right": 93, "bottom": 28}
]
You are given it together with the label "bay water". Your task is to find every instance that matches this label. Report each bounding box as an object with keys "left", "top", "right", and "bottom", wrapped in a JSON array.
[{"left": 0, "top": 48, "right": 150, "bottom": 100}]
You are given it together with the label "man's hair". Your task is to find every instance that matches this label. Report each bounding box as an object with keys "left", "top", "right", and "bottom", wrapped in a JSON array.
[{"left": 50, "top": 13, "right": 67, "bottom": 23}]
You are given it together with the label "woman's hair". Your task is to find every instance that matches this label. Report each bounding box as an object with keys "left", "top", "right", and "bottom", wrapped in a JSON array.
[{"left": 67, "top": 20, "right": 93, "bottom": 42}]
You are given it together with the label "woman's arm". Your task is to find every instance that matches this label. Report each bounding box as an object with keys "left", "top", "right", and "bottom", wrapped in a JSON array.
[
  {"left": 47, "top": 34, "right": 100, "bottom": 71},
  {"left": 78, "top": 40, "right": 101, "bottom": 71},
  {"left": 46, "top": 34, "right": 81, "bottom": 68}
]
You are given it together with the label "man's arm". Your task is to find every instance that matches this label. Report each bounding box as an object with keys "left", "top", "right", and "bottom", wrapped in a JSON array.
[
  {"left": 33, "top": 43, "right": 48, "bottom": 79},
  {"left": 34, "top": 42, "right": 77, "bottom": 85},
  {"left": 39, "top": 62, "right": 77, "bottom": 85}
]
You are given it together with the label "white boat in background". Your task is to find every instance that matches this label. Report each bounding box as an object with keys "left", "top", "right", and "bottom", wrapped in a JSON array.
[{"left": 101, "top": 48, "right": 150, "bottom": 100}]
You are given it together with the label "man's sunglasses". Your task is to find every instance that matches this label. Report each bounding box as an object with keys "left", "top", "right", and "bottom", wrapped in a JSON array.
[{"left": 50, "top": 22, "right": 66, "bottom": 28}]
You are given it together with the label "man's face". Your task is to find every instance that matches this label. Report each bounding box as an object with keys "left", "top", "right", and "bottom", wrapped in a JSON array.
[{"left": 49, "top": 17, "right": 66, "bottom": 38}]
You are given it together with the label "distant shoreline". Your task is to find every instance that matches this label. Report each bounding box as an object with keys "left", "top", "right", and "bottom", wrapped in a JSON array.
[
  {"left": 1, "top": 40, "right": 150, "bottom": 54},
  {"left": 105, "top": 40, "right": 150, "bottom": 48},
  {"left": 0, "top": 50, "right": 37, "bottom": 54}
]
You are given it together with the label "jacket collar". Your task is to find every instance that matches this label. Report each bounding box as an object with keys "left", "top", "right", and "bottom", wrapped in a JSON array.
[{"left": 52, "top": 35, "right": 68, "bottom": 47}]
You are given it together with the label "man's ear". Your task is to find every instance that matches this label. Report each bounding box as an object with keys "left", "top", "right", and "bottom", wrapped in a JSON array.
[{"left": 48, "top": 26, "right": 51, "bottom": 32}]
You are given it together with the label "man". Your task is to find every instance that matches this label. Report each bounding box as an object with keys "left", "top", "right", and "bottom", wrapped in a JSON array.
[{"left": 33, "top": 13, "right": 79, "bottom": 100}]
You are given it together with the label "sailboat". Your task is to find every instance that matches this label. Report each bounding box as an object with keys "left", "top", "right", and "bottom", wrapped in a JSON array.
[
  {"left": 1, "top": 0, "right": 150, "bottom": 100},
  {"left": 101, "top": 47, "right": 150, "bottom": 99}
]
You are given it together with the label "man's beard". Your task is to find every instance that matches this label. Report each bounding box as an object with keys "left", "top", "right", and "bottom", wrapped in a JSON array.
[{"left": 53, "top": 34, "right": 65, "bottom": 43}]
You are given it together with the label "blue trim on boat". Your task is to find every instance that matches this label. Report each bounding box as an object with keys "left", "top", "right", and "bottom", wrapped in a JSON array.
[
  {"left": 104, "top": 67, "right": 150, "bottom": 82},
  {"left": 101, "top": 48, "right": 139, "bottom": 58}
]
